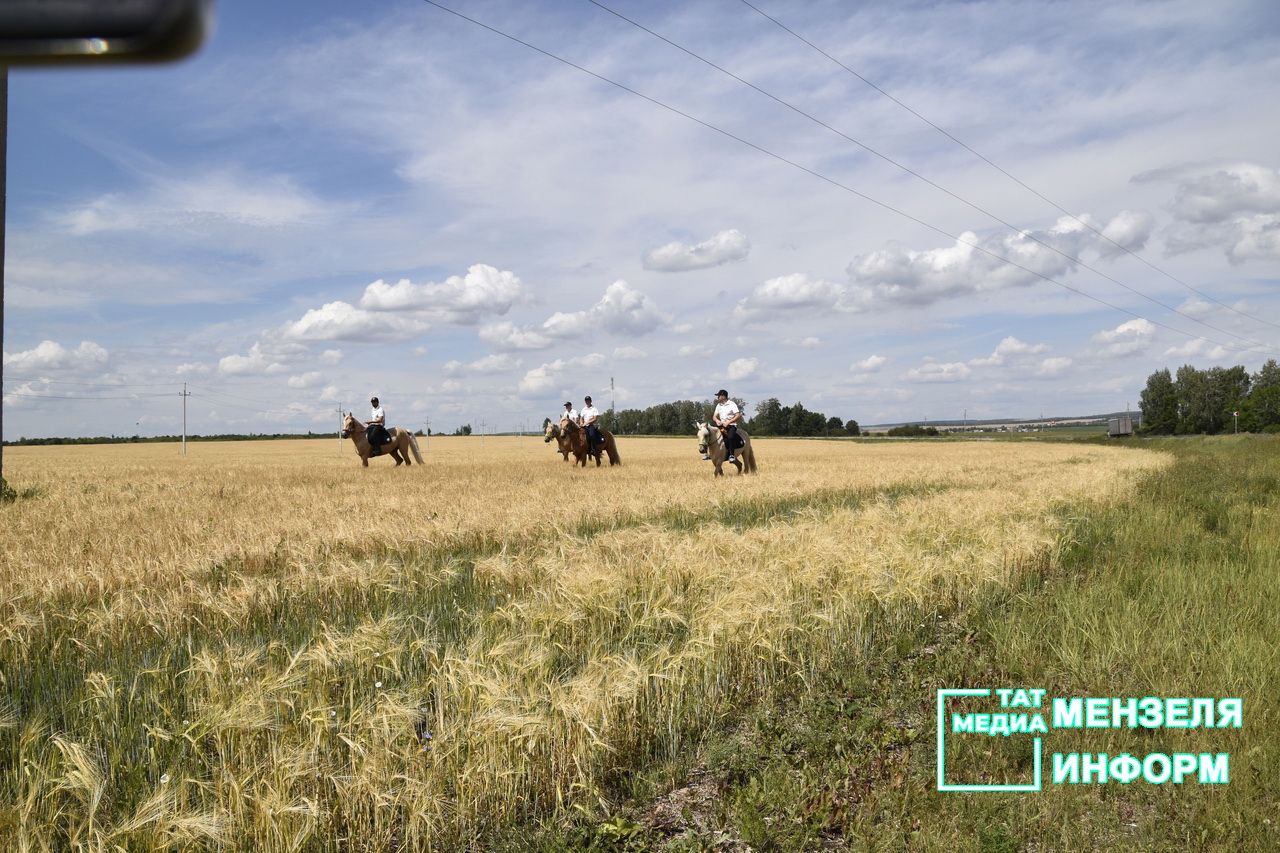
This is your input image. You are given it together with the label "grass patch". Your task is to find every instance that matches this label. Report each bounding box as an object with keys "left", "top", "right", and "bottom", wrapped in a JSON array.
[{"left": 531, "top": 435, "right": 1278, "bottom": 851}]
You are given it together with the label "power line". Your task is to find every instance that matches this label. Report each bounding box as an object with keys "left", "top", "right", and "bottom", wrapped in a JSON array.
[
  {"left": 586, "top": 0, "right": 1277, "bottom": 353},
  {"left": 2, "top": 376, "right": 181, "bottom": 387},
  {"left": 736, "top": 0, "right": 1280, "bottom": 333},
  {"left": 3, "top": 391, "right": 173, "bottom": 400},
  {"left": 418, "top": 0, "right": 1276, "bottom": 358}
]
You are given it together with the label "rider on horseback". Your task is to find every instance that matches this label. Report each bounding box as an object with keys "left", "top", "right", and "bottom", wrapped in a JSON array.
[
  {"left": 368, "top": 395, "right": 391, "bottom": 455},
  {"left": 712, "top": 389, "right": 742, "bottom": 464},
  {"left": 580, "top": 396, "right": 603, "bottom": 454},
  {"left": 562, "top": 400, "right": 578, "bottom": 424}
]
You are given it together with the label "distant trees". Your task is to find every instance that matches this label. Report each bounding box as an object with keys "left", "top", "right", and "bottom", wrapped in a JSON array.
[
  {"left": 453, "top": 424, "right": 473, "bottom": 436},
  {"left": 746, "top": 398, "right": 842, "bottom": 437},
  {"left": 1139, "top": 360, "right": 1280, "bottom": 434},
  {"left": 886, "top": 424, "right": 940, "bottom": 437},
  {"left": 610, "top": 397, "right": 859, "bottom": 437}
]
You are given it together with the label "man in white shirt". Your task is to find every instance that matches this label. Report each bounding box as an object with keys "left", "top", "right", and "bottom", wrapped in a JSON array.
[
  {"left": 580, "top": 395, "right": 602, "bottom": 453},
  {"left": 712, "top": 389, "right": 742, "bottom": 464},
  {"left": 561, "top": 401, "right": 578, "bottom": 424},
  {"left": 368, "top": 395, "right": 390, "bottom": 454}
]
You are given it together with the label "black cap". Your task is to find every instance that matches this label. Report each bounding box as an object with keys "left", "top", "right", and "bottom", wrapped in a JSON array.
[
  {"left": 564, "top": 401, "right": 572, "bottom": 407},
  {"left": 584, "top": 396, "right": 592, "bottom": 403},
  {"left": 716, "top": 389, "right": 728, "bottom": 397}
]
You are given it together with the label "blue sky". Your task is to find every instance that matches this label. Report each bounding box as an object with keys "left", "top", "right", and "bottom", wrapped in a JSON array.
[{"left": 4, "top": 0, "right": 1280, "bottom": 437}]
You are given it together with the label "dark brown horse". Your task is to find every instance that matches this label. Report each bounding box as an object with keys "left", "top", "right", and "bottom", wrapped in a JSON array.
[{"left": 560, "top": 416, "right": 621, "bottom": 467}]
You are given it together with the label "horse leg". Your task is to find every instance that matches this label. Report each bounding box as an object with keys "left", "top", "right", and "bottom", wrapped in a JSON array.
[{"left": 362, "top": 456, "right": 369, "bottom": 467}]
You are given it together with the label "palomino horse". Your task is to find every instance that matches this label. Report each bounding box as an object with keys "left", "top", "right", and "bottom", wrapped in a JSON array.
[
  {"left": 341, "top": 413, "right": 424, "bottom": 467},
  {"left": 695, "top": 421, "right": 758, "bottom": 476},
  {"left": 543, "top": 418, "right": 572, "bottom": 461},
  {"left": 560, "top": 417, "right": 622, "bottom": 467}
]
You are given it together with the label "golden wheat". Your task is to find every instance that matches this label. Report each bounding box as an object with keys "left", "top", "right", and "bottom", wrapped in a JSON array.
[{"left": 0, "top": 436, "right": 1166, "bottom": 849}]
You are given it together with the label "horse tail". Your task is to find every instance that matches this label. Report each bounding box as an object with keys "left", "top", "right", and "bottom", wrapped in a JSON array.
[
  {"left": 745, "top": 442, "right": 758, "bottom": 473},
  {"left": 606, "top": 436, "right": 621, "bottom": 466},
  {"left": 409, "top": 432, "right": 424, "bottom": 463}
]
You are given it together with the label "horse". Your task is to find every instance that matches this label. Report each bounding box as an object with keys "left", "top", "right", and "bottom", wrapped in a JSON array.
[
  {"left": 560, "top": 416, "right": 622, "bottom": 467},
  {"left": 341, "top": 413, "right": 424, "bottom": 467},
  {"left": 695, "top": 421, "right": 758, "bottom": 476},
  {"left": 543, "top": 418, "right": 573, "bottom": 461}
]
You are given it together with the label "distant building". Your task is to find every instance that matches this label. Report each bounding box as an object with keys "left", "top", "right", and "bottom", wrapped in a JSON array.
[{"left": 1108, "top": 415, "right": 1133, "bottom": 437}]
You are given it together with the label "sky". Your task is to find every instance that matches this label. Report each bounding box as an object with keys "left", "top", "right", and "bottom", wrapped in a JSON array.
[{"left": 4, "top": 0, "right": 1280, "bottom": 438}]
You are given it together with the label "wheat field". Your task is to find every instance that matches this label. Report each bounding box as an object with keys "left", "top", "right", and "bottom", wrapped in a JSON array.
[{"left": 0, "top": 436, "right": 1165, "bottom": 849}]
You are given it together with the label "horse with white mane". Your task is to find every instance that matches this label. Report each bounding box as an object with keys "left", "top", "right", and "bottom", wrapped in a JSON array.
[
  {"left": 341, "top": 413, "right": 424, "bottom": 467},
  {"left": 543, "top": 418, "right": 573, "bottom": 461},
  {"left": 695, "top": 421, "right": 758, "bottom": 476}
]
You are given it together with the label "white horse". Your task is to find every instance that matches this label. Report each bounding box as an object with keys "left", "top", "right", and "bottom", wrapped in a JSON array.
[{"left": 695, "top": 421, "right": 758, "bottom": 476}]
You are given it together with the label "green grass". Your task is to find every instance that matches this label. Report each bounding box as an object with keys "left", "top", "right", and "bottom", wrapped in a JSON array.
[{"left": 528, "top": 435, "right": 1279, "bottom": 851}]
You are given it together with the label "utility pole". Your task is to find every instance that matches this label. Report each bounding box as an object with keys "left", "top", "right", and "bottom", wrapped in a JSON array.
[
  {"left": 479, "top": 418, "right": 486, "bottom": 446},
  {"left": 1, "top": 69, "right": 8, "bottom": 486},
  {"left": 963, "top": 407, "right": 967, "bottom": 432},
  {"left": 179, "top": 383, "right": 191, "bottom": 455}
]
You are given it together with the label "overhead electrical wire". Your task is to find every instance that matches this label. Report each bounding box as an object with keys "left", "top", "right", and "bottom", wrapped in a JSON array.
[
  {"left": 418, "top": 0, "right": 1277, "bottom": 358},
  {"left": 736, "top": 0, "right": 1280, "bottom": 333},
  {"left": 585, "top": 0, "right": 1276, "bottom": 353},
  {"left": 3, "top": 391, "right": 174, "bottom": 401}
]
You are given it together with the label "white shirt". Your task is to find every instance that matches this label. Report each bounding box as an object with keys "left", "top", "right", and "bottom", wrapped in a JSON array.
[
  {"left": 370, "top": 405, "right": 385, "bottom": 423},
  {"left": 562, "top": 408, "right": 578, "bottom": 423},
  {"left": 580, "top": 405, "right": 600, "bottom": 424},
  {"left": 714, "top": 400, "right": 739, "bottom": 424}
]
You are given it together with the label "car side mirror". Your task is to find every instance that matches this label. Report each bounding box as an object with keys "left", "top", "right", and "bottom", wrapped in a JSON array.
[{"left": 0, "top": 0, "right": 211, "bottom": 65}]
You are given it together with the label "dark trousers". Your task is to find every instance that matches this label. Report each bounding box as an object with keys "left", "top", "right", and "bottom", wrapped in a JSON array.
[
  {"left": 722, "top": 424, "right": 741, "bottom": 452},
  {"left": 585, "top": 423, "right": 603, "bottom": 450},
  {"left": 368, "top": 424, "right": 390, "bottom": 453}
]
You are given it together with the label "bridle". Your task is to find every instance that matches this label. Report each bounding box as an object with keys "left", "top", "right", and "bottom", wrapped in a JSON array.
[{"left": 341, "top": 414, "right": 365, "bottom": 440}]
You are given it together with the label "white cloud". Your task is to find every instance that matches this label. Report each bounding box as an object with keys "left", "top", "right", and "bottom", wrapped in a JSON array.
[
  {"left": 786, "top": 336, "right": 822, "bottom": 349},
  {"left": 906, "top": 362, "right": 971, "bottom": 383},
  {"left": 846, "top": 212, "right": 1151, "bottom": 309},
  {"left": 482, "top": 280, "right": 663, "bottom": 350},
  {"left": 1091, "top": 318, "right": 1156, "bottom": 356},
  {"left": 175, "top": 362, "right": 210, "bottom": 376},
  {"left": 734, "top": 273, "right": 856, "bottom": 322},
  {"left": 319, "top": 385, "right": 340, "bottom": 402},
  {"left": 288, "top": 371, "right": 323, "bottom": 389},
  {"left": 320, "top": 349, "right": 343, "bottom": 365},
  {"left": 1037, "top": 357, "right": 1073, "bottom": 376},
  {"left": 3, "top": 340, "right": 108, "bottom": 373},
  {"left": 727, "top": 357, "right": 759, "bottom": 381},
  {"left": 970, "top": 336, "right": 1049, "bottom": 366},
  {"left": 612, "top": 346, "right": 647, "bottom": 360},
  {"left": 1164, "top": 338, "right": 1206, "bottom": 357},
  {"left": 851, "top": 354, "right": 887, "bottom": 373},
  {"left": 444, "top": 353, "right": 521, "bottom": 375},
  {"left": 1143, "top": 163, "right": 1280, "bottom": 262},
  {"left": 281, "top": 301, "right": 430, "bottom": 343},
  {"left": 357, "top": 264, "right": 523, "bottom": 322},
  {"left": 55, "top": 171, "right": 328, "bottom": 236},
  {"left": 642, "top": 228, "right": 750, "bottom": 272},
  {"left": 518, "top": 353, "right": 607, "bottom": 396},
  {"left": 678, "top": 344, "right": 713, "bottom": 358},
  {"left": 479, "top": 321, "right": 554, "bottom": 350},
  {"left": 220, "top": 340, "right": 302, "bottom": 373}
]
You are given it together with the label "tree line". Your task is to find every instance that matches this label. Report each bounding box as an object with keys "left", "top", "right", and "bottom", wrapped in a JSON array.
[
  {"left": 1139, "top": 359, "right": 1280, "bottom": 434},
  {"left": 609, "top": 398, "right": 860, "bottom": 437}
]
